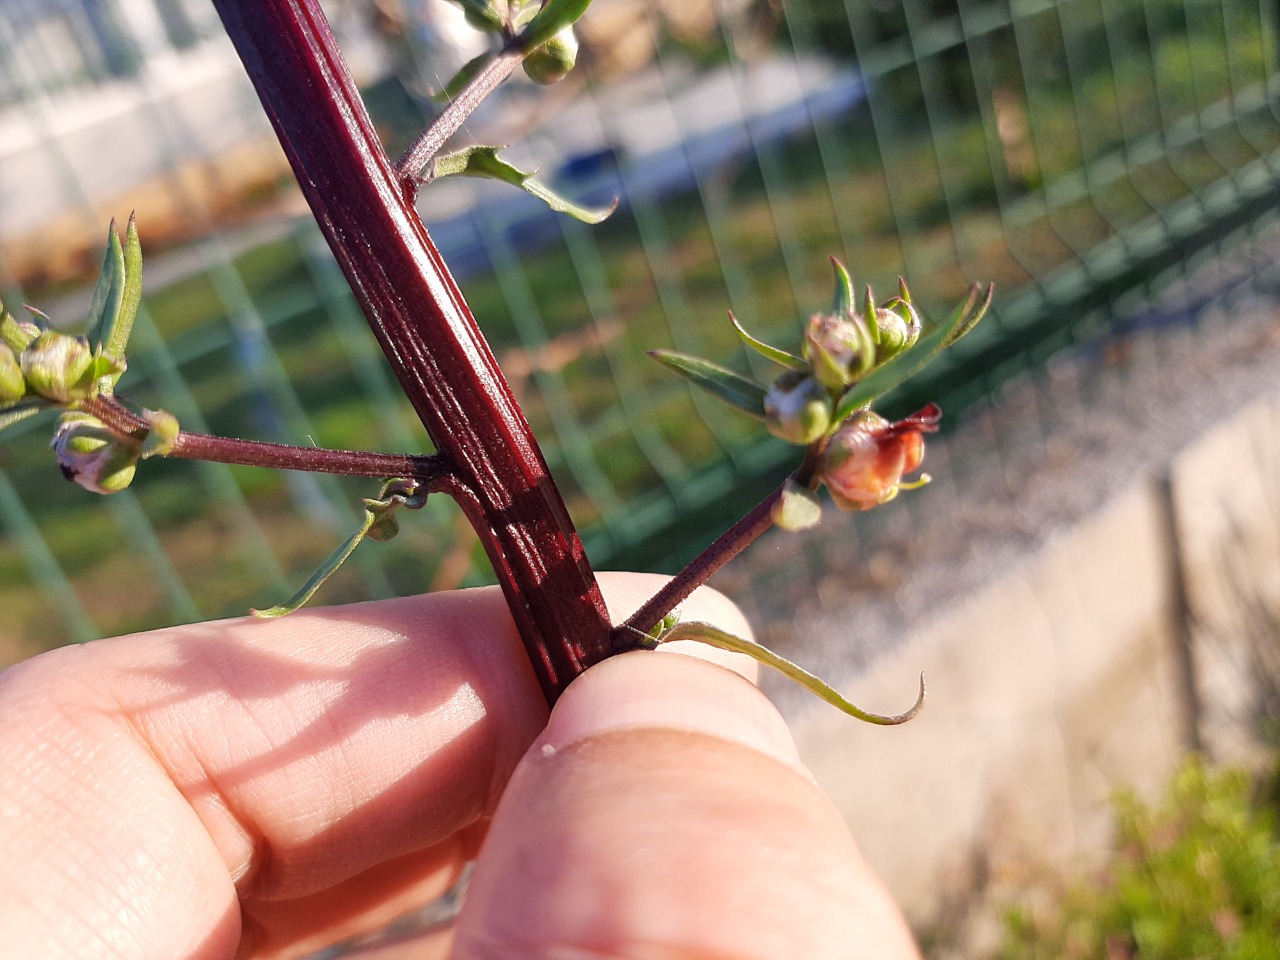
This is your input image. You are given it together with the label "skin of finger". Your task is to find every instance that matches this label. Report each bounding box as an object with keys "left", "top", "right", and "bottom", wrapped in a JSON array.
[
  {"left": 0, "top": 587, "right": 543, "bottom": 959},
  {"left": 0, "top": 573, "right": 746, "bottom": 959},
  {"left": 451, "top": 662, "right": 922, "bottom": 960}
]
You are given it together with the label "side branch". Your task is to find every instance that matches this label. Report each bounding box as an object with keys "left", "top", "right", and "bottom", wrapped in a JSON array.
[
  {"left": 81, "top": 396, "right": 450, "bottom": 483},
  {"left": 394, "top": 49, "right": 524, "bottom": 185}
]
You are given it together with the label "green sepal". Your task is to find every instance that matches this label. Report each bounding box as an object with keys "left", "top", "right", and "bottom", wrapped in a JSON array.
[
  {"left": 429, "top": 52, "right": 495, "bottom": 103},
  {"left": 771, "top": 477, "right": 822, "bottom": 531},
  {"left": 729, "top": 312, "right": 804, "bottom": 370},
  {"left": 140, "top": 408, "right": 179, "bottom": 459},
  {"left": 0, "top": 302, "right": 41, "bottom": 353},
  {"left": 648, "top": 349, "right": 767, "bottom": 420},
  {"left": 0, "top": 345, "right": 25, "bottom": 403},
  {"left": 862, "top": 283, "right": 880, "bottom": 343},
  {"left": 253, "top": 478, "right": 427, "bottom": 618},
  {"left": 517, "top": 0, "right": 590, "bottom": 51},
  {"left": 0, "top": 400, "right": 47, "bottom": 433},
  {"left": 431, "top": 146, "right": 615, "bottom": 224},
  {"left": 656, "top": 620, "right": 926, "bottom": 725},
  {"left": 829, "top": 257, "right": 854, "bottom": 316},
  {"left": 106, "top": 213, "right": 143, "bottom": 373},
  {"left": 832, "top": 282, "right": 993, "bottom": 424},
  {"left": 447, "top": 0, "right": 504, "bottom": 32},
  {"left": 86, "top": 220, "right": 126, "bottom": 354}
]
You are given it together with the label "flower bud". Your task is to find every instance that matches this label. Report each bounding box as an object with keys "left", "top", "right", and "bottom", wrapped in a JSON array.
[
  {"left": 764, "top": 372, "right": 833, "bottom": 445},
  {"left": 51, "top": 412, "right": 138, "bottom": 494},
  {"left": 20, "top": 332, "right": 94, "bottom": 403},
  {"left": 820, "top": 404, "right": 941, "bottom": 511},
  {"left": 803, "top": 313, "right": 871, "bottom": 390},
  {"left": 523, "top": 27, "right": 578, "bottom": 85},
  {"left": 873, "top": 294, "right": 922, "bottom": 362},
  {"left": 0, "top": 346, "right": 25, "bottom": 404}
]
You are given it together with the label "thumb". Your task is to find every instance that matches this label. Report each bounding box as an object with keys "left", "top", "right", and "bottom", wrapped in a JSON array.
[{"left": 450, "top": 647, "right": 921, "bottom": 959}]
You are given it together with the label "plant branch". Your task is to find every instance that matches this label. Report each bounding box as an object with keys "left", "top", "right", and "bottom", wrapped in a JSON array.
[
  {"left": 80, "top": 396, "right": 449, "bottom": 482},
  {"left": 394, "top": 48, "right": 525, "bottom": 186},
  {"left": 612, "top": 452, "right": 824, "bottom": 648},
  {"left": 212, "top": 0, "right": 613, "bottom": 702}
]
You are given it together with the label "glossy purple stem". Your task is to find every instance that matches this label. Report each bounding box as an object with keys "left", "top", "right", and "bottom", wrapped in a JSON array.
[{"left": 210, "top": 0, "right": 612, "bottom": 702}]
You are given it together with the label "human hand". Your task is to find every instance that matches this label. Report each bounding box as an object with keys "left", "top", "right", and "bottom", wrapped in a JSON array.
[{"left": 0, "top": 572, "right": 920, "bottom": 959}]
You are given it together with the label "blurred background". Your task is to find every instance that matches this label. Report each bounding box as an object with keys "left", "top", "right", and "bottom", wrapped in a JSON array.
[
  {"left": 4, "top": 0, "right": 1280, "bottom": 954},
  {"left": 1, "top": 0, "right": 1273, "bottom": 652}
]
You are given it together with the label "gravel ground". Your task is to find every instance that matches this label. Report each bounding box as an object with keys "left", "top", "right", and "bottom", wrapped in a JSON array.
[{"left": 713, "top": 223, "right": 1280, "bottom": 717}]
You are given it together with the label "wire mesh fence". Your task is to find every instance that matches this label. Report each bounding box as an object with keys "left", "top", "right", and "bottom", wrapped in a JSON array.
[{"left": 0, "top": 0, "right": 1277, "bottom": 659}]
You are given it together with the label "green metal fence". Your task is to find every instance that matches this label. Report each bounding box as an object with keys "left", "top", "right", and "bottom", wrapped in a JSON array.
[{"left": 1, "top": 0, "right": 1277, "bottom": 657}]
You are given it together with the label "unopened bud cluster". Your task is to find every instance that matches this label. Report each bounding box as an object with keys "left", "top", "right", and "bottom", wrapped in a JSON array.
[{"left": 651, "top": 259, "right": 993, "bottom": 527}]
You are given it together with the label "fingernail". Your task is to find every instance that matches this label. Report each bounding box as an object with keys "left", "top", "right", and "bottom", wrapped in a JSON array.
[{"left": 537, "top": 650, "right": 810, "bottom": 777}]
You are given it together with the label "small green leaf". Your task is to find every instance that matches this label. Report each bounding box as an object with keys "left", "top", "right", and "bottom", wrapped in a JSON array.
[
  {"left": 517, "top": 0, "right": 590, "bottom": 51},
  {"left": 86, "top": 220, "right": 126, "bottom": 352},
  {"left": 657, "top": 621, "right": 926, "bottom": 725},
  {"left": 252, "top": 512, "right": 378, "bottom": 618},
  {"left": 430, "top": 146, "right": 615, "bottom": 223},
  {"left": 829, "top": 257, "right": 854, "bottom": 316},
  {"left": 429, "top": 52, "right": 494, "bottom": 103},
  {"left": 832, "top": 282, "right": 993, "bottom": 424},
  {"left": 648, "top": 350, "right": 767, "bottom": 420},
  {"left": 729, "top": 312, "right": 804, "bottom": 369},
  {"left": 253, "top": 478, "right": 428, "bottom": 618}
]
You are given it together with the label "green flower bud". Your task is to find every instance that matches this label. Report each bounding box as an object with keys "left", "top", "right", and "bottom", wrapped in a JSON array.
[
  {"left": 803, "top": 313, "right": 871, "bottom": 390},
  {"left": 523, "top": 27, "right": 578, "bottom": 85},
  {"left": 0, "top": 346, "right": 25, "bottom": 404},
  {"left": 873, "top": 283, "right": 922, "bottom": 363},
  {"left": 20, "top": 332, "right": 95, "bottom": 403},
  {"left": 764, "top": 372, "right": 833, "bottom": 445},
  {"left": 51, "top": 412, "right": 138, "bottom": 494}
]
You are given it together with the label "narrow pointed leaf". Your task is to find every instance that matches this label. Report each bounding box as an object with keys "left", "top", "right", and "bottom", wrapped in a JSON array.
[
  {"left": 648, "top": 350, "right": 767, "bottom": 420},
  {"left": 431, "top": 146, "right": 615, "bottom": 223},
  {"left": 658, "top": 621, "right": 925, "bottom": 725},
  {"left": 729, "top": 312, "right": 804, "bottom": 369},
  {"left": 252, "top": 510, "right": 378, "bottom": 618},
  {"left": 518, "top": 0, "right": 590, "bottom": 50},
  {"left": 833, "top": 283, "right": 993, "bottom": 424},
  {"left": 829, "top": 257, "right": 854, "bottom": 315},
  {"left": 101, "top": 213, "right": 142, "bottom": 371},
  {"left": 86, "top": 221, "right": 126, "bottom": 351}
]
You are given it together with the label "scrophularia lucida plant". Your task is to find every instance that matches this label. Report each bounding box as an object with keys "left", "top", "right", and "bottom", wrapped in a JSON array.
[{"left": 0, "top": 0, "right": 992, "bottom": 724}]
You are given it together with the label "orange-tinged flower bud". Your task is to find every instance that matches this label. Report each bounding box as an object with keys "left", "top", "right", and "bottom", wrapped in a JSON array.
[{"left": 820, "top": 404, "right": 940, "bottom": 511}]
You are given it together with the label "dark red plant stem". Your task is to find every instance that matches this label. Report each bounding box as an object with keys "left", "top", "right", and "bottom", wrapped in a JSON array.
[
  {"left": 395, "top": 49, "right": 524, "bottom": 184},
  {"left": 211, "top": 0, "right": 613, "bottom": 702},
  {"left": 82, "top": 396, "right": 448, "bottom": 481},
  {"left": 611, "top": 453, "right": 822, "bottom": 646},
  {"left": 611, "top": 488, "right": 780, "bottom": 648}
]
